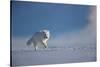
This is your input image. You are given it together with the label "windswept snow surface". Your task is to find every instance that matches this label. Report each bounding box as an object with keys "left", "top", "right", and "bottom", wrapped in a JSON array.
[{"left": 12, "top": 45, "right": 96, "bottom": 66}]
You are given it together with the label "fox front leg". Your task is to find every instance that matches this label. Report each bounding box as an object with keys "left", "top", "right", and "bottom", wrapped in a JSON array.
[{"left": 41, "top": 42, "right": 48, "bottom": 48}]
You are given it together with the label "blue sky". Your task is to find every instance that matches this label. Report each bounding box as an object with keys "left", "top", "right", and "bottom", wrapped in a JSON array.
[{"left": 11, "top": 1, "right": 91, "bottom": 37}]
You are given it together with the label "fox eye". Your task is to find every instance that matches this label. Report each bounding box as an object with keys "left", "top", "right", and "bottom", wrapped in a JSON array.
[
  {"left": 42, "top": 31, "right": 45, "bottom": 33},
  {"left": 42, "top": 32, "right": 48, "bottom": 38},
  {"left": 42, "top": 32, "right": 46, "bottom": 34}
]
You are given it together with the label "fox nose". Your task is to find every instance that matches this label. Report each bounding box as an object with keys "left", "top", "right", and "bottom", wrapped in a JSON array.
[{"left": 44, "top": 35, "right": 48, "bottom": 38}]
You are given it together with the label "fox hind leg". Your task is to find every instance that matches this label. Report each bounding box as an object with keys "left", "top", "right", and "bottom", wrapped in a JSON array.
[
  {"left": 34, "top": 45, "right": 38, "bottom": 51},
  {"left": 33, "top": 41, "right": 38, "bottom": 51}
]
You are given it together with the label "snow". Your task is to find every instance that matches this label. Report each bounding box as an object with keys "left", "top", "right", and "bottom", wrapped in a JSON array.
[{"left": 11, "top": 46, "right": 96, "bottom": 66}]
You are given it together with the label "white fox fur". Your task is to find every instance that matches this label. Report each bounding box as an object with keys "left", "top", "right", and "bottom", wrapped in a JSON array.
[{"left": 27, "top": 30, "right": 50, "bottom": 51}]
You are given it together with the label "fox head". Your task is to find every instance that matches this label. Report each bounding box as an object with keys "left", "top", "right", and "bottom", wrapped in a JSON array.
[{"left": 40, "top": 30, "right": 50, "bottom": 39}]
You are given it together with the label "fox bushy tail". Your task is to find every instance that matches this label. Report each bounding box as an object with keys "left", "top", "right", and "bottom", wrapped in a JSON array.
[{"left": 27, "top": 38, "right": 32, "bottom": 46}]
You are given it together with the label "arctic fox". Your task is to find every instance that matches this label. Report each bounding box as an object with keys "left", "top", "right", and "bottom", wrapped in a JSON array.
[{"left": 27, "top": 30, "right": 50, "bottom": 51}]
